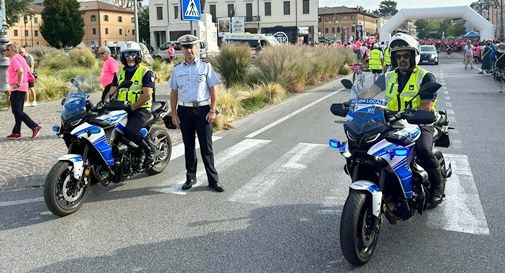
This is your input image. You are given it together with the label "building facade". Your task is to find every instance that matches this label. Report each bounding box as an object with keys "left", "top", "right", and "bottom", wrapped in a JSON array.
[
  {"left": 318, "top": 6, "right": 379, "bottom": 43},
  {"left": 6, "top": 4, "right": 48, "bottom": 47},
  {"left": 149, "top": 0, "right": 319, "bottom": 48},
  {"left": 80, "top": 1, "right": 135, "bottom": 48}
]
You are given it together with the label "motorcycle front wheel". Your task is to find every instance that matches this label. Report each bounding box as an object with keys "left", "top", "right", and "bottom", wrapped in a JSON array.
[
  {"left": 340, "top": 190, "right": 381, "bottom": 266},
  {"left": 43, "top": 161, "right": 89, "bottom": 217}
]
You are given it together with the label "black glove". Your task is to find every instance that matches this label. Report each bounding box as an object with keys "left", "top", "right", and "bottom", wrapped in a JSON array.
[{"left": 125, "top": 105, "right": 133, "bottom": 113}]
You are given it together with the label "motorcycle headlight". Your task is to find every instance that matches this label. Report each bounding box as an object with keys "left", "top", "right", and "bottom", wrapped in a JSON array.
[{"left": 69, "top": 118, "right": 82, "bottom": 127}]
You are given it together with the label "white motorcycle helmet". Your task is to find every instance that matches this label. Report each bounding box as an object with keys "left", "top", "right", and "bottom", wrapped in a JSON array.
[
  {"left": 119, "top": 41, "right": 143, "bottom": 66},
  {"left": 388, "top": 33, "right": 420, "bottom": 68}
]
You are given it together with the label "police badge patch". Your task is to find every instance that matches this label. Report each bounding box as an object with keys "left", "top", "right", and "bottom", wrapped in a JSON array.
[{"left": 409, "top": 85, "right": 414, "bottom": 90}]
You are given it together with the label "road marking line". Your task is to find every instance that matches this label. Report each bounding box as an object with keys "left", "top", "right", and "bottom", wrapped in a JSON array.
[
  {"left": 446, "top": 102, "right": 453, "bottom": 107},
  {"left": 245, "top": 88, "right": 344, "bottom": 138},
  {"left": 156, "top": 138, "right": 271, "bottom": 195},
  {"left": 446, "top": 109, "right": 455, "bottom": 115},
  {"left": 171, "top": 136, "right": 222, "bottom": 160},
  {"left": 443, "top": 91, "right": 449, "bottom": 95},
  {"left": 228, "top": 143, "right": 326, "bottom": 205},
  {"left": 0, "top": 197, "right": 43, "bottom": 207},
  {"left": 448, "top": 116, "right": 456, "bottom": 123},
  {"left": 445, "top": 96, "right": 451, "bottom": 101},
  {"left": 427, "top": 153, "right": 490, "bottom": 235}
]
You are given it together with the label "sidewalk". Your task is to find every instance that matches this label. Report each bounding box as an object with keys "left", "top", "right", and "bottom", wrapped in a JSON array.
[{"left": 0, "top": 83, "right": 182, "bottom": 191}]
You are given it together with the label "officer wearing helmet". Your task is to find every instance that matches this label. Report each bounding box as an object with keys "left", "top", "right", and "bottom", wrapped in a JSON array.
[
  {"left": 353, "top": 33, "right": 445, "bottom": 208},
  {"left": 168, "top": 34, "right": 223, "bottom": 192},
  {"left": 105, "top": 41, "right": 156, "bottom": 169}
]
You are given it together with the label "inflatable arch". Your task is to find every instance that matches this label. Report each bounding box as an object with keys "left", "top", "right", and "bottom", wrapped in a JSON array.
[{"left": 379, "top": 6, "right": 494, "bottom": 42}]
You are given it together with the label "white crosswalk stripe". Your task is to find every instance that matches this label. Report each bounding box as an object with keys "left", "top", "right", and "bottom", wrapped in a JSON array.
[
  {"left": 228, "top": 143, "right": 327, "bottom": 205},
  {"left": 427, "top": 153, "right": 490, "bottom": 235},
  {"left": 155, "top": 138, "right": 271, "bottom": 195}
]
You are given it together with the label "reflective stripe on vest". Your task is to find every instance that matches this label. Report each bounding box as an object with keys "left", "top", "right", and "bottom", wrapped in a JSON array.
[
  {"left": 117, "top": 64, "right": 152, "bottom": 109},
  {"left": 385, "top": 66, "right": 435, "bottom": 112},
  {"left": 384, "top": 48, "right": 391, "bottom": 65},
  {"left": 369, "top": 49, "right": 383, "bottom": 70}
]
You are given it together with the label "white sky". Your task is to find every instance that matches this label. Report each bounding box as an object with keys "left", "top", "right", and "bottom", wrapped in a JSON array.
[{"left": 319, "top": 0, "right": 476, "bottom": 10}]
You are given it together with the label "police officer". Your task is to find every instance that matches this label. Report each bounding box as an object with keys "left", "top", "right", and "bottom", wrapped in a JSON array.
[
  {"left": 106, "top": 41, "right": 156, "bottom": 169},
  {"left": 383, "top": 45, "right": 391, "bottom": 74},
  {"left": 169, "top": 35, "right": 224, "bottom": 192},
  {"left": 353, "top": 33, "right": 445, "bottom": 208},
  {"left": 368, "top": 43, "right": 383, "bottom": 81}
]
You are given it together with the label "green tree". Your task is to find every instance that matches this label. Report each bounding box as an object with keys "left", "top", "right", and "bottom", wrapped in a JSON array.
[
  {"left": 448, "top": 23, "right": 466, "bottom": 37},
  {"left": 40, "top": 0, "right": 84, "bottom": 48},
  {"left": 5, "top": 0, "right": 32, "bottom": 28},
  {"left": 138, "top": 7, "right": 150, "bottom": 45},
  {"left": 378, "top": 0, "right": 398, "bottom": 17},
  {"left": 415, "top": 19, "right": 429, "bottom": 39}
]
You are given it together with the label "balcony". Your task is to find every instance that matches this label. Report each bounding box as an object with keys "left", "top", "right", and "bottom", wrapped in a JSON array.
[{"left": 245, "top": 16, "right": 260, "bottom": 22}]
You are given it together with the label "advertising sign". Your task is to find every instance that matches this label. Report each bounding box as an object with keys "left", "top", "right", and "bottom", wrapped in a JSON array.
[
  {"left": 231, "top": 17, "right": 245, "bottom": 33},
  {"left": 356, "top": 25, "right": 364, "bottom": 39},
  {"left": 273, "top": 32, "right": 289, "bottom": 43},
  {"left": 218, "top": 17, "right": 230, "bottom": 37}
]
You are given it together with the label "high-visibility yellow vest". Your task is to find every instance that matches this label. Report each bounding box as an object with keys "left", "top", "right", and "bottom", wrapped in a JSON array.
[
  {"left": 117, "top": 64, "right": 152, "bottom": 109},
  {"left": 384, "top": 66, "right": 436, "bottom": 112},
  {"left": 384, "top": 47, "right": 391, "bottom": 66},
  {"left": 368, "top": 49, "right": 383, "bottom": 70}
]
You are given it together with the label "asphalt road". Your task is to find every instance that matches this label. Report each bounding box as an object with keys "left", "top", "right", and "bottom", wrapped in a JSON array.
[{"left": 1, "top": 58, "right": 504, "bottom": 273}]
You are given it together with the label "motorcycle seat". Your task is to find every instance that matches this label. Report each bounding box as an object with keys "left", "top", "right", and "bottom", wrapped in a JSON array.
[
  {"left": 143, "top": 114, "right": 155, "bottom": 127},
  {"left": 151, "top": 101, "right": 163, "bottom": 113}
]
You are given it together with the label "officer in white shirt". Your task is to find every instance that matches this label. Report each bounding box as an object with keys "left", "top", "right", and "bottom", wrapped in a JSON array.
[{"left": 168, "top": 34, "right": 224, "bottom": 192}]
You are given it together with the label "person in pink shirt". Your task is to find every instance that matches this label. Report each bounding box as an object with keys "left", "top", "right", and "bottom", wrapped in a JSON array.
[
  {"left": 99, "top": 46, "right": 119, "bottom": 101},
  {"left": 4, "top": 44, "right": 41, "bottom": 140},
  {"left": 168, "top": 43, "right": 176, "bottom": 63}
]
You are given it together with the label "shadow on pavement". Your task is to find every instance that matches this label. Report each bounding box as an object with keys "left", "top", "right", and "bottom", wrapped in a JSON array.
[{"left": 26, "top": 203, "right": 353, "bottom": 273}]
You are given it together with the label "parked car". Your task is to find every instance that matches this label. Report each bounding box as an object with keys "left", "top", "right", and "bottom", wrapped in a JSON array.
[
  {"left": 419, "top": 45, "right": 439, "bottom": 65},
  {"left": 153, "top": 40, "right": 207, "bottom": 61}
]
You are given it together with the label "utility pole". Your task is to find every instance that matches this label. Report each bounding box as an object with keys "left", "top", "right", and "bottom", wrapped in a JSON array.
[
  {"left": 0, "top": 0, "right": 10, "bottom": 93},
  {"left": 134, "top": 0, "right": 139, "bottom": 43},
  {"left": 501, "top": 0, "right": 504, "bottom": 38}
]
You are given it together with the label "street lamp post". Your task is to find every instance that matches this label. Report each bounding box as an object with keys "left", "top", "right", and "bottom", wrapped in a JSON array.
[
  {"left": 0, "top": 0, "right": 10, "bottom": 93},
  {"left": 500, "top": 0, "right": 504, "bottom": 38}
]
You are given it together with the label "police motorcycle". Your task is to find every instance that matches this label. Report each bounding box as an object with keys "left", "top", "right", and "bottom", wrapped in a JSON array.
[
  {"left": 44, "top": 77, "right": 174, "bottom": 217},
  {"left": 330, "top": 79, "right": 452, "bottom": 266}
]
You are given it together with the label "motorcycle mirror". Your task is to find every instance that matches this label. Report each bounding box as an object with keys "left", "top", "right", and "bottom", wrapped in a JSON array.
[
  {"left": 61, "top": 98, "right": 66, "bottom": 106},
  {"left": 118, "top": 80, "right": 133, "bottom": 90},
  {"left": 419, "top": 82, "right": 442, "bottom": 95},
  {"left": 70, "top": 78, "right": 80, "bottom": 88},
  {"left": 341, "top": 79, "right": 353, "bottom": 90},
  {"left": 330, "top": 103, "right": 348, "bottom": 117}
]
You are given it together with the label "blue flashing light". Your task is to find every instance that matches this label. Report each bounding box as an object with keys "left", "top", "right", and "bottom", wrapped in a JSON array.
[
  {"left": 88, "top": 127, "right": 101, "bottom": 134},
  {"left": 329, "top": 139, "right": 341, "bottom": 149},
  {"left": 51, "top": 125, "right": 60, "bottom": 133},
  {"left": 393, "top": 147, "right": 410, "bottom": 157}
]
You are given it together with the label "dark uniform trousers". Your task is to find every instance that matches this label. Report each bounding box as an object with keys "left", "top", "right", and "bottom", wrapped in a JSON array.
[
  {"left": 10, "top": 91, "right": 38, "bottom": 134},
  {"left": 124, "top": 108, "right": 152, "bottom": 146},
  {"left": 177, "top": 105, "right": 219, "bottom": 185},
  {"left": 415, "top": 125, "right": 440, "bottom": 170}
]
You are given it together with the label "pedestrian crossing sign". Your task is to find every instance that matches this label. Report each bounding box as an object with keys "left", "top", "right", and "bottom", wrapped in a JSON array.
[{"left": 182, "top": 0, "right": 201, "bottom": 21}]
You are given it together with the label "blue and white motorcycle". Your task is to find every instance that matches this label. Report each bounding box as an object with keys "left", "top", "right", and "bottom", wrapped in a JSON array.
[
  {"left": 44, "top": 78, "right": 173, "bottom": 217},
  {"left": 330, "top": 79, "right": 452, "bottom": 266}
]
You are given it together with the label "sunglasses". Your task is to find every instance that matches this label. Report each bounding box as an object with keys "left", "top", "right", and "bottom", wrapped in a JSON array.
[
  {"left": 99, "top": 52, "right": 106, "bottom": 55},
  {"left": 182, "top": 44, "right": 194, "bottom": 49},
  {"left": 123, "top": 52, "right": 138, "bottom": 58},
  {"left": 395, "top": 53, "right": 411, "bottom": 60}
]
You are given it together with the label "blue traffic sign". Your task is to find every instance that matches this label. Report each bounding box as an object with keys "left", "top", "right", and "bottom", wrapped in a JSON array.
[{"left": 182, "top": 0, "right": 201, "bottom": 21}]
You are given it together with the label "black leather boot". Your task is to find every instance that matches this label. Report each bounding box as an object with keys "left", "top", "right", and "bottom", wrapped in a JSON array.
[
  {"left": 140, "top": 139, "right": 156, "bottom": 169},
  {"left": 427, "top": 168, "right": 446, "bottom": 209}
]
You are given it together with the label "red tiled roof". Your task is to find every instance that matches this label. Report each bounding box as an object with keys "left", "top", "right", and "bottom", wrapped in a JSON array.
[{"left": 80, "top": 1, "right": 134, "bottom": 13}]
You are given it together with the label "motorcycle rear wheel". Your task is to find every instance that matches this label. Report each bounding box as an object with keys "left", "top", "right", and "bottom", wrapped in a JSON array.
[
  {"left": 145, "top": 127, "right": 172, "bottom": 175},
  {"left": 340, "top": 190, "right": 381, "bottom": 266},
  {"left": 44, "top": 161, "right": 89, "bottom": 217}
]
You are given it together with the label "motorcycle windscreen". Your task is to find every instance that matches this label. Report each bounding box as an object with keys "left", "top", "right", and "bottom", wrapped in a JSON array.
[{"left": 346, "top": 100, "right": 387, "bottom": 135}]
